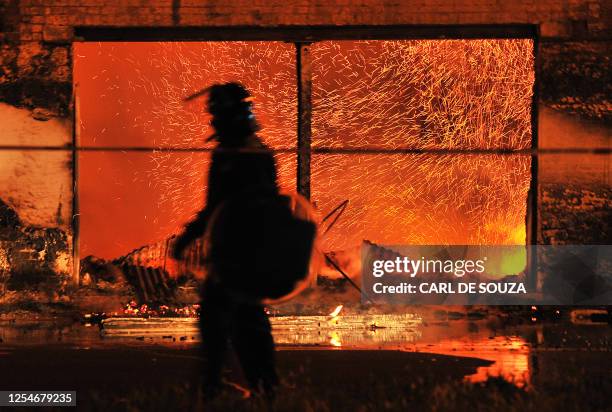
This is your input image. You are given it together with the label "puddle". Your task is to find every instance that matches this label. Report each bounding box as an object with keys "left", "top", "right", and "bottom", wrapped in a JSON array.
[
  {"left": 1, "top": 315, "right": 609, "bottom": 387},
  {"left": 407, "top": 335, "right": 530, "bottom": 386}
]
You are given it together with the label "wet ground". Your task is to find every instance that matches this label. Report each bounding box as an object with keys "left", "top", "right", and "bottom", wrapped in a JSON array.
[{"left": 0, "top": 314, "right": 609, "bottom": 390}]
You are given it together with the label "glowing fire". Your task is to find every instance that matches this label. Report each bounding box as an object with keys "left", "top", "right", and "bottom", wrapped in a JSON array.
[
  {"left": 121, "top": 301, "right": 200, "bottom": 317},
  {"left": 329, "top": 331, "right": 342, "bottom": 347},
  {"left": 312, "top": 40, "right": 533, "bottom": 253},
  {"left": 416, "top": 335, "right": 531, "bottom": 387},
  {"left": 329, "top": 304, "right": 344, "bottom": 317},
  {"left": 75, "top": 39, "right": 533, "bottom": 262}
]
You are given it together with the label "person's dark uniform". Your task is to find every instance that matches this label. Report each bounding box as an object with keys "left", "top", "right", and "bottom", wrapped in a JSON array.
[{"left": 172, "top": 83, "right": 279, "bottom": 396}]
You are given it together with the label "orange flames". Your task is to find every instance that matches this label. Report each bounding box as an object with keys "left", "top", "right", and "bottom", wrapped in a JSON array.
[
  {"left": 312, "top": 40, "right": 533, "bottom": 254},
  {"left": 328, "top": 305, "right": 343, "bottom": 346},
  {"left": 329, "top": 331, "right": 342, "bottom": 347},
  {"left": 75, "top": 39, "right": 533, "bottom": 264},
  {"left": 329, "top": 304, "right": 344, "bottom": 317}
]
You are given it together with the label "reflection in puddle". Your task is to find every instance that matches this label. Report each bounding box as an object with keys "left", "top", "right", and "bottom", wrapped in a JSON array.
[
  {"left": 413, "top": 335, "right": 530, "bottom": 386},
  {"left": 4, "top": 315, "right": 524, "bottom": 383},
  {"left": 270, "top": 314, "right": 423, "bottom": 347},
  {"left": 6, "top": 315, "right": 606, "bottom": 388}
]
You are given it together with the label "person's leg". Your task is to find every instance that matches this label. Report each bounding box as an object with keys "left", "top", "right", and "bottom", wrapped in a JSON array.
[
  {"left": 199, "top": 281, "right": 231, "bottom": 397},
  {"left": 231, "top": 303, "right": 279, "bottom": 396}
]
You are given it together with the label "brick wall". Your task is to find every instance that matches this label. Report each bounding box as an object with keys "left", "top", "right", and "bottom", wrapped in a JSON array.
[{"left": 1, "top": 0, "right": 610, "bottom": 116}]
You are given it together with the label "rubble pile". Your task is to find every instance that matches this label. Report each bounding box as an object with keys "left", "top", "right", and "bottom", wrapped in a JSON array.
[{"left": 0, "top": 198, "right": 71, "bottom": 293}]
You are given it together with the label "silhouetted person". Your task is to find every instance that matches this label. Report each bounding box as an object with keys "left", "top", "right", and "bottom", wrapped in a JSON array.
[{"left": 173, "top": 83, "right": 280, "bottom": 398}]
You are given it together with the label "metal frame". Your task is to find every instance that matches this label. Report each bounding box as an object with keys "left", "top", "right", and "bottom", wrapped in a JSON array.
[
  {"left": 71, "top": 84, "right": 80, "bottom": 286},
  {"left": 527, "top": 27, "right": 541, "bottom": 290},
  {"left": 66, "top": 24, "right": 540, "bottom": 286},
  {"left": 296, "top": 42, "right": 312, "bottom": 199},
  {"left": 74, "top": 25, "right": 537, "bottom": 42}
]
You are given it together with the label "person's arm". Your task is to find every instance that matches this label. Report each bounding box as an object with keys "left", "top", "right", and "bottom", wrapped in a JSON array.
[
  {"left": 172, "top": 151, "right": 223, "bottom": 260},
  {"left": 171, "top": 208, "right": 210, "bottom": 260}
]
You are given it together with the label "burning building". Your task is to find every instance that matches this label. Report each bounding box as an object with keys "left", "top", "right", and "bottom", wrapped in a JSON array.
[{"left": 0, "top": 1, "right": 610, "bottom": 311}]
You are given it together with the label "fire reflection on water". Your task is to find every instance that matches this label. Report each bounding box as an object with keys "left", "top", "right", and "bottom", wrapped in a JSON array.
[
  {"left": 270, "top": 313, "right": 423, "bottom": 347},
  {"left": 270, "top": 315, "right": 530, "bottom": 385},
  {"left": 2, "top": 315, "right": 531, "bottom": 385},
  {"left": 412, "top": 335, "right": 531, "bottom": 386}
]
